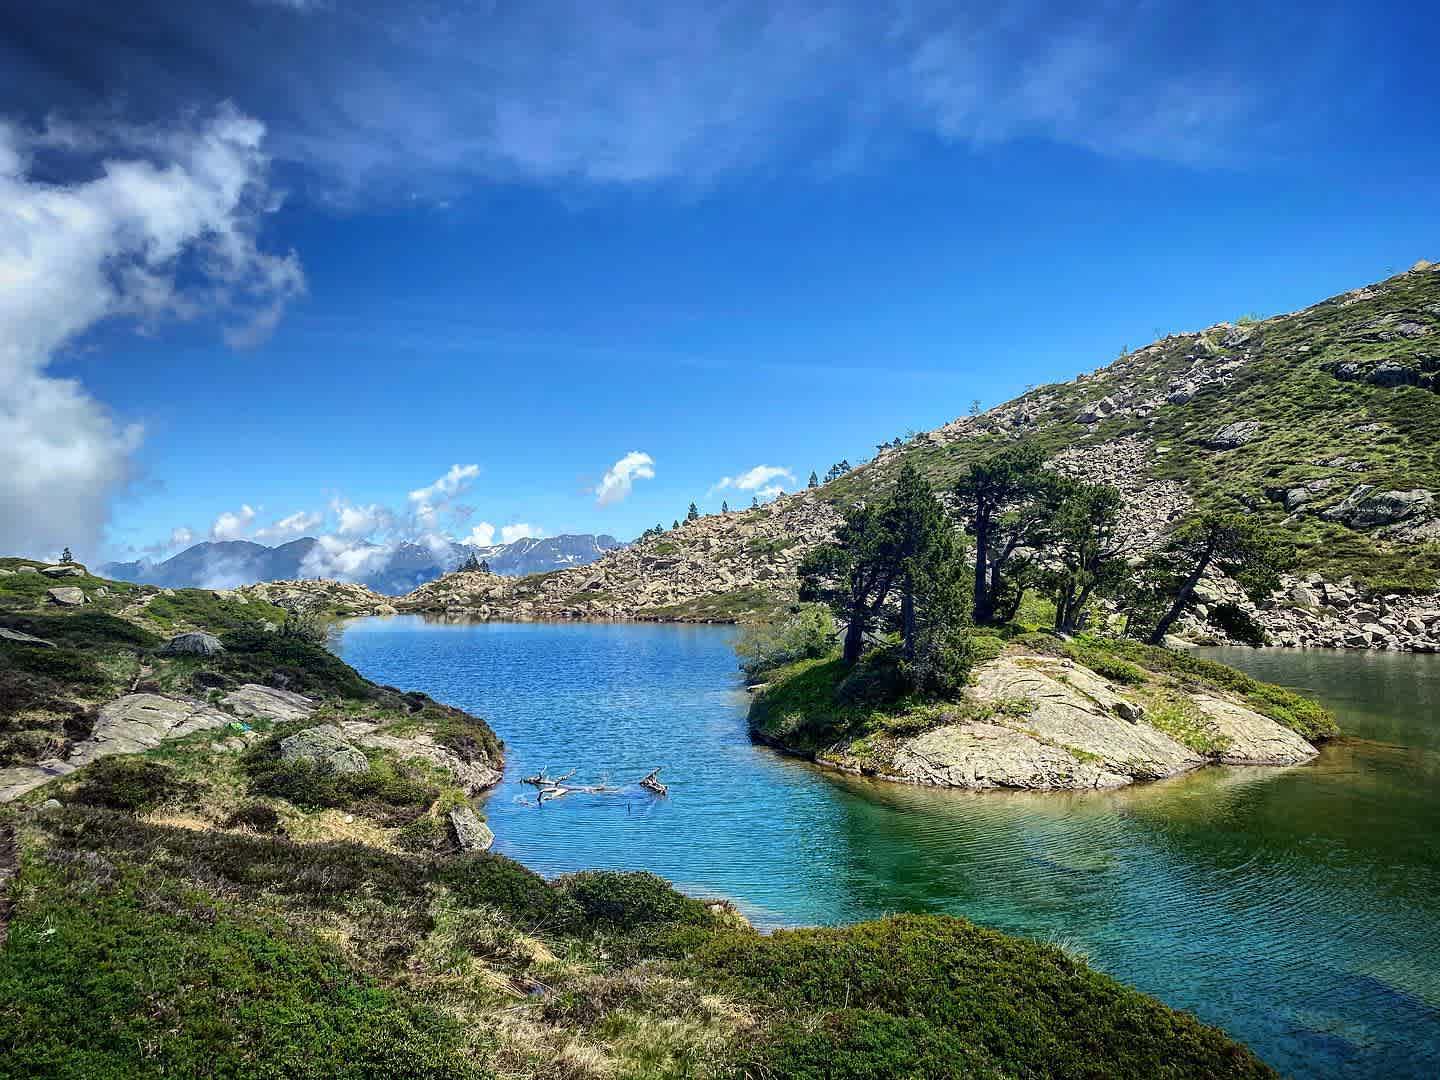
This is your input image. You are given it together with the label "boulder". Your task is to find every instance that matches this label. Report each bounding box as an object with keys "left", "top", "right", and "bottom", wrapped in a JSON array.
[
  {"left": 448, "top": 806, "right": 495, "bottom": 851},
  {"left": 278, "top": 724, "right": 369, "bottom": 774},
  {"left": 1322, "top": 485, "right": 1435, "bottom": 528},
  {"left": 16, "top": 566, "right": 39, "bottom": 575},
  {"left": 46, "top": 587, "right": 85, "bottom": 606},
  {"left": 1368, "top": 360, "right": 1419, "bottom": 387},
  {"left": 1204, "top": 420, "right": 1262, "bottom": 449},
  {"left": 223, "top": 684, "right": 316, "bottom": 724},
  {"left": 161, "top": 631, "right": 225, "bottom": 656},
  {"left": 40, "top": 565, "right": 84, "bottom": 578},
  {"left": 1289, "top": 584, "right": 1321, "bottom": 607}
]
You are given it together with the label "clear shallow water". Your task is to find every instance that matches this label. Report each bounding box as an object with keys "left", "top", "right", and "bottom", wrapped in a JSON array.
[{"left": 336, "top": 619, "right": 1440, "bottom": 1078}]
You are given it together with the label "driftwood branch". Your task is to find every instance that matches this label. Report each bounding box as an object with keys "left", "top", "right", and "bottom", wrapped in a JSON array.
[{"left": 525, "top": 767, "right": 669, "bottom": 804}]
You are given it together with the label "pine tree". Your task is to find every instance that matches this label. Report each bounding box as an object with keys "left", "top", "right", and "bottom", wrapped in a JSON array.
[
  {"left": 686, "top": 502, "right": 700, "bottom": 522},
  {"left": 673, "top": 520, "right": 680, "bottom": 530},
  {"left": 1041, "top": 481, "right": 1128, "bottom": 634},
  {"left": 722, "top": 500, "right": 730, "bottom": 514},
  {"left": 954, "top": 443, "right": 1051, "bottom": 624},
  {"left": 808, "top": 471, "right": 819, "bottom": 488},
  {"left": 1142, "top": 513, "right": 1293, "bottom": 645}
]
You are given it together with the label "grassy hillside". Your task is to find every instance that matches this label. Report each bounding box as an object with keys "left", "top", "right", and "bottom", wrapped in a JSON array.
[
  {"left": 826, "top": 262, "right": 1440, "bottom": 591},
  {"left": 0, "top": 565, "right": 1276, "bottom": 1078}
]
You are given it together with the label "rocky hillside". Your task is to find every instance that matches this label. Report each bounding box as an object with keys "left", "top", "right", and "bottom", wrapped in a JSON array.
[{"left": 395, "top": 262, "right": 1440, "bottom": 649}]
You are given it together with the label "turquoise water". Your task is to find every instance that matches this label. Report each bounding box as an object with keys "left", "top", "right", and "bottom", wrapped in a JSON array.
[{"left": 336, "top": 619, "right": 1440, "bottom": 1078}]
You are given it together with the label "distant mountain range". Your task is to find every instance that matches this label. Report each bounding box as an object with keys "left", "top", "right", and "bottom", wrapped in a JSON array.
[{"left": 100, "top": 534, "right": 623, "bottom": 595}]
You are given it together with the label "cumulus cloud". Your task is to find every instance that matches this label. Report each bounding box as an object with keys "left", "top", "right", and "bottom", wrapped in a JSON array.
[
  {"left": 0, "top": 105, "right": 303, "bottom": 560},
  {"left": 298, "top": 534, "right": 394, "bottom": 582},
  {"left": 712, "top": 465, "right": 795, "bottom": 493},
  {"left": 330, "top": 498, "right": 393, "bottom": 538},
  {"left": 463, "top": 522, "right": 496, "bottom": 547},
  {"left": 500, "top": 523, "right": 542, "bottom": 544},
  {"left": 209, "top": 504, "right": 257, "bottom": 541},
  {"left": 595, "top": 451, "right": 655, "bottom": 507},
  {"left": 254, "top": 509, "right": 323, "bottom": 542},
  {"left": 408, "top": 463, "right": 480, "bottom": 529},
  {"left": 756, "top": 484, "right": 788, "bottom": 500}
]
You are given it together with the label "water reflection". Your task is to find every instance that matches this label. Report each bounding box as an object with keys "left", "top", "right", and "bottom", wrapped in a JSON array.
[{"left": 336, "top": 620, "right": 1440, "bottom": 1078}]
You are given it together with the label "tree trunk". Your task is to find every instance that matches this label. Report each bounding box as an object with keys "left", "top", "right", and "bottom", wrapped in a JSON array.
[
  {"left": 842, "top": 611, "right": 866, "bottom": 665},
  {"left": 1147, "top": 552, "right": 1213, "bottom": 645},
  {"left": 900, "top": 572, "right": 916, "bottom": 659},
  {"left": 972, "top": 513, "right": 992, "bottom": 625}
]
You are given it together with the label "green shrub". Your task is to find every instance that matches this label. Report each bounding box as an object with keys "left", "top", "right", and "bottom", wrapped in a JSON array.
[
  {"left": 733, "top": 604, "right": 835, "bottom": 680},
  {"left": 554, "top": 871, "right": 710, "bottom": 931},
  {"left": 215, "top": 627, "right": 376, "bottom": 701},
  {"left": 435, "top": 853, "right": 581, "bottom": 930},
  {"left": 245, "top": 751, "right": 438, "bottom": 826},
  {"left": 693, "top": 915, "right": 1273, "bottom": 1080},
  {"left": 70, "top": 756, "right": 191, "bottom": 813},
  {"left": 394, "top": 814, "right": 454, "bottom": 854},
  {"left": 224, "top": 801, "right": 284, "bottom": 834},
  {"left": 1207, "top": 603, "right": 1268, "bottom": 647},
  {"left": 1063, "top": 636, "right": 1148, "bottom": 685},
  {"left": 0, "top": 856, "right": 482, "bottom": 1079}
]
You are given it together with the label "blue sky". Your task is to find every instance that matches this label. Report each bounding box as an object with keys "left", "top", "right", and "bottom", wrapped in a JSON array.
[{"left": 2, "top": 0, "right": 1437, "bottom": 567}]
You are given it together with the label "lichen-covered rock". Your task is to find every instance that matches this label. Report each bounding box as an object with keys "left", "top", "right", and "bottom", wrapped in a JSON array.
[
  {"left": 46, "top": 587, "right": 85, "bottom": 606},
  {"left": 1321, "top": 485, "right": 1434, "bottom": 528},
  {"left": 448, "top": 806, "right": 495, "bottom": 851},
  {"left": 1190, "top": 695, "right": 1317, "bottom": 765},
  {"left": 40, "top": 565, "right": 85, "bottom": 578},
  {"left": 70, "top": 694, "right": 232, "bottom": 768},
  {"left": 161, "top": 631, "right": 225, "bottom": 656},
  {"left": 893, "top": 722, "right": 1130, "bottom": 790},
  {"left": 1205, "top": 420, "right": 1263, "bottom": 449},
  {"left": 355, "top": 729, "right": 501, "bottom": 794},
  {"left": 278, "top": 725, "right": 368, "bottom": 774},
  {"left": 222, "top": 684, "right": 316, "bottom": 724}
]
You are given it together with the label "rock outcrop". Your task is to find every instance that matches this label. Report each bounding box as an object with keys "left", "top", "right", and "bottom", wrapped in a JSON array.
[
  {"left": 759, "top": 654, "right": 1319, "bottom": 793},
  {"left": 279, "top": 724, "right": 369, "bottom": 774}
]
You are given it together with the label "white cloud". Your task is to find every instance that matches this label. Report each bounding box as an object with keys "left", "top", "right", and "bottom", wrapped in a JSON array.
[
  {"left": 595, "top": 451, "right": 655, "bottom": 507},
  {"left": 463, "top": 522, "right": 496, "bottom": 547},
  {"left": 298, "top": 534, "right": 393, "bottom": 582},
  {"left": 0, "top": 105, "right": 302, "bottom": 560},
  {"left": 170, "top": 526, "right": 195, "bottom": 548},
  {"left": 501, "top": 523, "right": 542, "bottom": 544},
  {"left": 330, "top": 497, "right": 393, "bottom": 538},
  {"left": 712, "top": 465, "right": 794, "bottom": 493},
  {"left": 757, "top": 484, "right": 788, "bottom": 500},
  {"left": 408, "top": 463, "right": 480, "bottom": 529},
  {"left": 210, "top": 504, "right": 257, "bottom": 541},
  {"left": 254, "top": 509, "right": 322, "bottom": 542}
]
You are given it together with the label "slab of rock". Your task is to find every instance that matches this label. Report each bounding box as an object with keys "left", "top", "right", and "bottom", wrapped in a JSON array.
[
  {"left": 448, "top": 806, "right": 495, "bottom": 851},
  {"left": 0, "top": 628, "right": 56, "bottom": 648},
  {"left": 40, "top": 565, "right": 84, "bottom": 578},
  {"left": 1190, "top": 696, "right": 1318, "bottom": 765},
  {"left": 1205, "top": 420, "right": 1263, "bottom": 449},
  {"left": 279, "top": 724, "right": 368, "bottom": 774},
  {"left": 971, "top": 657, "right": 1204, "bottom": 782},
  {"left": 70, "top": 694, "right": 233, "bottom": 768},
  {"left": 893, "top": 722, "right": 1130, "bottom": 790},
  {"left": 46, "top": 587, "right": 85, "bottom": 606},
  {"left": 358, "top": 730, "right": 502, "bottom": 794},
  {"left": 222, "top": 684, "right": 315, "bottom": 724}
]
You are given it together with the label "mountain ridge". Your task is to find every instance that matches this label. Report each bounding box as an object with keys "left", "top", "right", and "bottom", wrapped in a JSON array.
[{"left": 100, "top": 533, "right": 623, "bottom": 594}]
